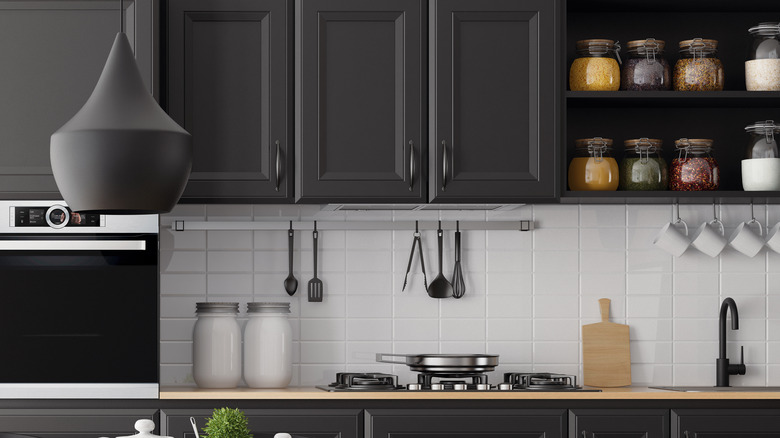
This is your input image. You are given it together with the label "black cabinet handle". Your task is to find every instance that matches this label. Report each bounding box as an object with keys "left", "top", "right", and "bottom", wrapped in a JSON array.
[
  {"left": 275, "top": 140, "right": 281, "bottom": 192},
  {"left": 581, "top": 431, "right": 587, "bottom": 438},
  {"left": 684, "top": 431, "right": 690, "bottom": 438},
  {"left": 441, "top": 140, "right": 448, "bottom": 191},
  {"left": 408, "top": 140, "right": 415, "bottom": 192}
]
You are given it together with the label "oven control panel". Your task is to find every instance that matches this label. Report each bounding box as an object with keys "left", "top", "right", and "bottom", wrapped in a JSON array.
[{"left": 14, "top": 205, "right": 101, "bottom": 228}]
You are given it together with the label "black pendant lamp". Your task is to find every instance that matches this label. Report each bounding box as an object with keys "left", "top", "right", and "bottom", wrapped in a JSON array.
[{"left": 50, "top": 0, "right": 192, "bottom": 214}]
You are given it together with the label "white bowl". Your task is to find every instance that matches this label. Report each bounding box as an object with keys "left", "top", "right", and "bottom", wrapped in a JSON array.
[{"left": 742, "top": 158, "right": 780, "bottom": 191}]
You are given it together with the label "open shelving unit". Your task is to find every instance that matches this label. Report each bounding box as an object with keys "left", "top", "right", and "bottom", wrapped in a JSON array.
[{"left": 562, "top": 0, "right": 780, "bottom": 204}]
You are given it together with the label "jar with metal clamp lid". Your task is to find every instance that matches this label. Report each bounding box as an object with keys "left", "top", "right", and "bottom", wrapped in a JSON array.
[
  {"left": 673, "top": 38, "right": 724, "bottom": 91},
  {"left": 568, "top": 137, "right": 619, "bottom": 191},
  {"left": 569, "top": 39, "right": 621, "bottom": 91},
  {"left": 746, "top": 22, "right": 780, "bottom": 90},
  {"left": 619, "top": 138, "right": 668, "bottom": 190},
  {"left": 671, "top": 138, "right": 719, "bottom": 191},
  {"left": 743, "top": 120, "right": 780, "bottom": 190},
  {"left": 621, "top": 38, "right": 671, "bottom": 90}
]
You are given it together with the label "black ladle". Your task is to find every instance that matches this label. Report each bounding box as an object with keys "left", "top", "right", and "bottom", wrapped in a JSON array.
[
  {"left": 284, "top": 222, "right": 298, "bottom": 295},
  {"left": 427, "top": 221, "right": 453, "bottom": 298}
]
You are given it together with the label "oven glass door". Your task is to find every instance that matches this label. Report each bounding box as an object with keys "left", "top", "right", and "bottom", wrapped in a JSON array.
[{"left": 0, "top": 234, "right": 158, "bottom": 383}]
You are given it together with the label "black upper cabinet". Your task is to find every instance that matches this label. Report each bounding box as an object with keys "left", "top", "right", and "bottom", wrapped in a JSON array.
[
  {"left": 0, "top": 0, "right": 154, "bottom": 200},
  {"left": 296, "top": 0, "right": 425, "bottom": 203},
  {"left": 367, "top": 409, "right": 566, "bottom": 438},
  {"left": 430, "top": 0, "right": 559, "bottom": 203},
  {"left": 167, "top": 0, "right": 293, "bottom": 203}
]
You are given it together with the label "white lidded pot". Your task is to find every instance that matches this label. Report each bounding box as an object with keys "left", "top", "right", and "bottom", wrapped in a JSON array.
[
  {"left": 192, "top": 302, "right": 242, "bottom": 388},
  {"left": 115, "top": 420, "right": 173, "bottom": 438},
  {"left": 243, "top": 302, "right": 293, "bottom": 388}
]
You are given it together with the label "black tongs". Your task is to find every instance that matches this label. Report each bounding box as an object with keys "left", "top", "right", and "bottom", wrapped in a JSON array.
[{"left": 402, "top": 221, "right": 428, "bottom": 292}]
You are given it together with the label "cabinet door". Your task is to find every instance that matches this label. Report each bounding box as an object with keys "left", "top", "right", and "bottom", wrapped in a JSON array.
[
  {"left": 0, "top": 409, "right": 157, "bottom": 438},
  {"left": 673, "top": 409, "right": 780, "bottom": 438},
  {"left": 0, "top": 0, "right": 154, "bottom": 199},
  {"left": 367, "top": 409, "right": 566, "bottom": 438},
  {"left": 161, "top": 409, "right": 360, "bottom": 438},
  {"left": 430, "top": 0, "right": 558, "bottom": 202},
  {"left": 167, "top": 0, "right": 292, "bottom": 202},
  {"left": 571, "top": 409, "right": 669, "bottom": 438},
  {"left": 296, "top": 0, "right": 425, "bottom": 203}
]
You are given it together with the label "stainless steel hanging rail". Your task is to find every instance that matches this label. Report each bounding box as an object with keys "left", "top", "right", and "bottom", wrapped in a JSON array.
[{"left": 172, "top": 220, "right": 534, "bottom": 232}]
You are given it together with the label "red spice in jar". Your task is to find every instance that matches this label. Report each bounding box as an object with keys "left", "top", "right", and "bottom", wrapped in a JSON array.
[{"left": 670, "top": 156, "right": 719, "bottom": 191}]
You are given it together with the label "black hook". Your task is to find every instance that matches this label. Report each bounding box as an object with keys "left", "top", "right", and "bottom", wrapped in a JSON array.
[
  {"left": 415, "top": 220, "right": 419, "bottom": 233},
  {"left": 313, "top": 221, "right": 317, "bottom": 231}
]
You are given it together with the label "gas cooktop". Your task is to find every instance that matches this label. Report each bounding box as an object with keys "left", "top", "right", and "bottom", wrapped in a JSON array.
[{"left": 316, "top": 372, "right": 601, "bottom": 392}]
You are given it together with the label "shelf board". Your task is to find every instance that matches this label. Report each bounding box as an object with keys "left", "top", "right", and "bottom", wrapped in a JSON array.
[
  {"left": 561, "top": 190, "right": 780, "bottom": 204},
  {"left": 566, "top": 91, "right": 780, "bottom": 108}
]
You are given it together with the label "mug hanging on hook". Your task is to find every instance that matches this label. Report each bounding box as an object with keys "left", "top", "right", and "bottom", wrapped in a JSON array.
[
  {"left": 690, "top": 203, "right": 727, "bottom": 257},
  {"left": 653, "top": 202, "right": 690, "bottom": 257},
  {"left": 728, "top": 202, "right": 765, "bottom": 257}
]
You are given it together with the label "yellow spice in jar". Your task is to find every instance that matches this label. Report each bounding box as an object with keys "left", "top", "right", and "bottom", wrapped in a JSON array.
[{"left": 569, "top": 57, "right": 620, "bottom": 91}]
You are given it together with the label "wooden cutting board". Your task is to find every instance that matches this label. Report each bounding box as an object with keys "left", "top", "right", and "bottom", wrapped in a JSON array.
[{"left": 582, "top": 298, "right": 631, "bottom": 387}]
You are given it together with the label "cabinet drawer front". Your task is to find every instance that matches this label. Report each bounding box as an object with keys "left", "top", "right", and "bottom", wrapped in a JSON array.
[
  {"left": 571, "top": 409, "right": 669, "bottom": 438},
  {"left": 673, "top": 409, "right": 780, "bottom": 438},
  {"left": 296, "top": 0, "right": 424, "bottom": 202}
]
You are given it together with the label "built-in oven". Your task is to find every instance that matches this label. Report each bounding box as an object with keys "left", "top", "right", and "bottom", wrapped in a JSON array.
[{"left": 0, "top": 201, "right": 158, "bottom": 398}]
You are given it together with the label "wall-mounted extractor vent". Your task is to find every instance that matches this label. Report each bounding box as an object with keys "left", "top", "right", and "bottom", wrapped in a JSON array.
[{"left": 322, "top": 204, "right": 524, "bottom": 212}]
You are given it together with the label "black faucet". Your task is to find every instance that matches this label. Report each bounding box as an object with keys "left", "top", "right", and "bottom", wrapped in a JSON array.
[{"left": 716, "top": 297, "right": 746, "bottom": 387}]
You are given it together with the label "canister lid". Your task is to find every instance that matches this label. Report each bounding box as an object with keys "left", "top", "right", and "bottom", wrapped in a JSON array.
[
  {"left": 679, "top": 38, "right": 718, "bottom": 50},
  {"left": 196, "top": 302, "right": 239, "bottom": 314},
  {"left": 674, "top": 138, "right": 714, "bottom": 149},
  {"left": 745, "top": 120, "right": 780, "bottom": 133},
  {"left": 624, "top": 138, "right": 663, "bottom": 150},
  {"left": 117, "top": 419, "right": 174, "bottom": 438},
  {"left": 626, "top": 38, "right": 665, "bottom": 52},
  {"left": 576, "top": 39, "right": 616, "bottom": 49},
  {"left": 749, "top": 22, "right": 780, "bottom": 35},
  {"left": 247, "top": 302, "right": 291, "bottom": 314},
  {"left": 575, "top": 137, "right": 613, "bottom": 149}
]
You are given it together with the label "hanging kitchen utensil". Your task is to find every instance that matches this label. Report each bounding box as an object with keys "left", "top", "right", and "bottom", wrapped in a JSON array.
[
  {"left": 189, "top": 417, "right": 201, "bottom": 438},
  {"left": 427, "top": 221, "right": 453, "bottom": 298},
  {"left": 452, "top": 221, "right": 465, "bottom": 298},
  {"left": 307, "top": 221, "right": 323, "bottom": 302},
  {"left": 582, "top": 298, "right": 631, "bottom": 387},
  {"left": 401, "top": 221, "right": 428, "bottom": 292},
  {"left": 284, "top": 221, "right": 298, "bottom": 296},
  {"left": 376, "top": 353, "right": 499, "bottom": 373}
]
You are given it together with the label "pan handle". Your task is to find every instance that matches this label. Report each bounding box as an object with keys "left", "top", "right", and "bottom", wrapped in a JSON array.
[{"left": 375, "top": 353, "right": 409, "bottom": 364}]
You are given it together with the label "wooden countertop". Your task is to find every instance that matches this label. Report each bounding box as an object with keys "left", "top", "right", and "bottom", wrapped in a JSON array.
[{"left": 160, "top": 386, "right": 780, "bottom": 400}]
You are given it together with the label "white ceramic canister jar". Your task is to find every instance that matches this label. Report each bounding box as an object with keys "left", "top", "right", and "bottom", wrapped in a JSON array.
[
  {"left": 244, "top": 302, "right": 293, "bottom": 388},
  {"left": 192, "top": 302, "right": 242, "bottom": 388}
]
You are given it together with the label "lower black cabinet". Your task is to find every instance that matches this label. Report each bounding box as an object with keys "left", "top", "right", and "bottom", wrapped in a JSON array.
[
  {"left": 161, "top": 409, "right": 361, "bottom": 438},
  {"left": 570, "top": 409, "right": 669, "bottom": 438},
  {"left": 0, "top": 409, "right": 157, "bottom": 438},
  {"left": 673, "top": 410, "right": 780, "bottom": 438},
  {"left": 367, "top": 409, "right": 566, "bottom": 438}
]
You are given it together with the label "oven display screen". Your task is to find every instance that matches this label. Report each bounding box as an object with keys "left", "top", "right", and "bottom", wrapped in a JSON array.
[{"left": 15, "top": 207, "right": 100, "bottom": 227}]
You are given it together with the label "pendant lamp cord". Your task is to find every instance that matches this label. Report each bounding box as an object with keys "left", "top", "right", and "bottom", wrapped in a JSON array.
[{"left": 119, "top": 0, "right": 124, "bottom": 33}]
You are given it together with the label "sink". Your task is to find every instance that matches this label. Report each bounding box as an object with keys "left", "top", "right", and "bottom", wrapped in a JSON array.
[{"left": 651, "top": 386, "right": 780, "bottom": 392}]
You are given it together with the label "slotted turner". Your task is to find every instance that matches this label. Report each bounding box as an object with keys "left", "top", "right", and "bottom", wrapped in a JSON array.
[{"left": 307, "top": 222, "right": 323, "bottom": 302}]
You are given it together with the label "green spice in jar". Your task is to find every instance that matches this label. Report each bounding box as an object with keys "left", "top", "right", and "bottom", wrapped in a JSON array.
[
  {"left": 673, "top": 38, "right": 724, "bottom": 91},
  {"left": 619, "top": 138, "right": 668, "bottom": 190}
]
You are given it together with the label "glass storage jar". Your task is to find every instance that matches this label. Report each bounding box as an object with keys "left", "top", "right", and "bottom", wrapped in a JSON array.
[
  {"left": 619, "top": 138, "right": 668, "bottom": 190},
  {"left": 568, "top": 137, "right": 619, "bottom": 191},
  {"left": 192, "top": 302, "right": 242, "bottom": 388},
  {"left": 670, "top": 138, "right": 719, "bottom": 191},
  {"left": 746, "top": 22, "right": 780, "bottom": 91},
  {"left": 621, "top": 38, "right": 671, "bottom": 91},
  {"left": 569, "top": 39, "right": 621, "bottom": 91},
  {"left": 673, "top": 38, "right": 724, "bottom": 91},
  {"left": 742, "top": 120, "right": 780, "bottom": 190},
  {"left": 243, "top": 302, "right": 293, "bottom": 388}
]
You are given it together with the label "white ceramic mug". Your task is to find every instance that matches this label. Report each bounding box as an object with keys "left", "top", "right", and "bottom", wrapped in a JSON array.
[
  {"left": 690, "top": 219, "right": 727, "bottom": 257},
  {"left": 766, "top": 222, "right": 780, "bottom": 253},
  {"left": 653, "top": 220, "right": 690, "bottom": 257},
  {"left": 729, "top": 220, "right": 765, "bottom": 257}
]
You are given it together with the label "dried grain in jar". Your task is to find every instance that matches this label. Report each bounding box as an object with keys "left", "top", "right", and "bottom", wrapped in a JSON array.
[
  {"left": 673, "top": 38, "right": 724, "bottom": 91},
  {"left": 621, "top": 38, "right": 671, "bottom": 91},
  {"left": 570, "top": 39, "right": 621, "bottom": 91},
  {"left": 746, "top": 22, "right": 780, "bottom": 91}
]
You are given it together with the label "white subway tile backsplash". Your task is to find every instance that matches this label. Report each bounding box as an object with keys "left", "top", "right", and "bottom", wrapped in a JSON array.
[{"left": 159, "top": 203, "right": 780, "bottom": 388}]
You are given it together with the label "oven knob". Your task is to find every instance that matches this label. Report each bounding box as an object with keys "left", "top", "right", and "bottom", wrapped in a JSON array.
[
  {"left": 45, "top": 205, "right": 70, "bottom": 229},
  {"left": 406, "top": 383, "right": 422, "bottom": 391},
  {"left": 475, "top": 384, "right": 492, "bottom": 391},
  {"left": 430, "top": 384, "right": 445, "bottom": 391},
  {"left": 452, "top": 383, "right": 467, "bottom": 391},
  {"left": 498, "top": 383, "right": 514, "bottom": 391}
]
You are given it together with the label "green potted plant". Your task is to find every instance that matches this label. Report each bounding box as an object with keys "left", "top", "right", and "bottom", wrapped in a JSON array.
[{"left": 202, "top": 407, "right": 252, "bottom": 438}]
